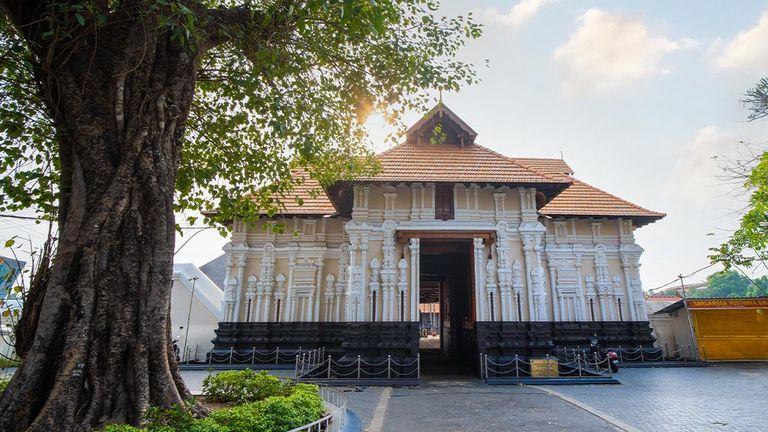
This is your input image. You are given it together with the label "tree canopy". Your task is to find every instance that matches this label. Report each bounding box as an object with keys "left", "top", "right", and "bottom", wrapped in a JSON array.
[
  {"left": 1, "top": 0, "right": 482, "bottom": 227},
  {"left": 710, "top": 77, "right": 768, "bottom": 271},
  {"left": 689, "top": 270, "right": 767, "bottom": 298}
]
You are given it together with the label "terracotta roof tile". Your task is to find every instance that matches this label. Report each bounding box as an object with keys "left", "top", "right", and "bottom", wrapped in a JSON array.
[
  {"left": 270, "top": 170, "right": 337, "bottom": 216},
  {"left": 511, "top": 158, "right": 574, "bottom": 175},
  {"left": 540, "top": 178, "right": 665, "bottom": 220},
  {"left": 359, "top": 142, "right": 566, "bottom": 184}
]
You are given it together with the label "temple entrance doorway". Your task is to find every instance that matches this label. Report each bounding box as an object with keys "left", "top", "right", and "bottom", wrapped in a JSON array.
[{"left": 418, "top": 239, "right": 476, "bottom": 376}]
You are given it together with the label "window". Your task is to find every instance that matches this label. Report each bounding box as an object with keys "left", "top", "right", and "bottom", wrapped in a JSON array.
[{"left": 435, "top": 184, "right": 454, "bottom": 220}]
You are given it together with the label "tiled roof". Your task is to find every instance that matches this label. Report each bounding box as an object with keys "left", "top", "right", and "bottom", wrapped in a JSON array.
[
  {"left": 511, "top": 157, "right": 664, "bottom": 223},
  {"left": 511, "top": 158, "right": 574, "bottom": 175},
  {"left": 359, "top": 142, "right": 567, "bottom": 184},
  {"left": 272, "top": 170, "right": 337, "bottom": 216},
  {"left": 539, "top": 178, "right": 664, "bottom": 220}
]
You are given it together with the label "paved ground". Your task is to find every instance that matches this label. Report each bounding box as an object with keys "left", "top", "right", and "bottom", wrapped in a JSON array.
[
  {"left": 182, "top": 370, "right": 619, "bottom": 431},
  {"left": 540, "top": 362, "right": 768, "bottom": 432},
  {"left": 180, "top": 362, "right": 768, "bottom": 432}
]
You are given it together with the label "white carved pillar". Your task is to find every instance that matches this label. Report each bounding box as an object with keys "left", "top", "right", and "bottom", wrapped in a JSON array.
[
  {"left": 620, "top": 250, "right": 638, "bottom": 321},
  {"left": 274, "top": 274, "right": 286, "bottom": 322},
  {"left": 473, "top": 238, "right": 485, "bottom": 321},
  {"left": 547, "top": 259, "right": 561, "bottom": 321},
  {"left": 286, "top": 254, "right": 296, "bottom": 321},
  {"left": 312, "top": 258, "right": 324, "bottom": 322},
  {"left": 359, "top": 233, "right": 369, "bottom": 321},
  {"left": 511, "top": 261, "right": 524, "bottom": 321},
  {"left": 409, "top": 238, "right": 420, "bottom": 321},
  {"left": 246, "top": 275, "right": 257, "bottom": 322},
  {"left": 336, "top": 244, "right": 349, "bottom": 322},
  {"left": 485, "top": 256, "right": 498, "bottom": 321},
  {"left": 232, "top": 254, "right": 246, "bottom": 321},
  {"left": 397, "top": 257, "right": 408, "bottom": 321},
  {"left": 369, "top": 258, "right": 381, "bottom": 321},
  {"left": 495, "top": 222, "right": 514, "bottom": 321},
  {"left": 324, "top": 273, "right": 336, "bottom": 321},
  {"left": 346, "top": 236, "right": 360, "bottom": 321},
  {"left": 381, "top": 221, "right": 398, "bottom": 321}
]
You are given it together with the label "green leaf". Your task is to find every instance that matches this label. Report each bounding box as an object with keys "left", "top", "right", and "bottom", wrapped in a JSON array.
[
  {"left": 4, "top": 239, "right": 14, "bottom": 248},
  {"left": 75, "top": 13, "right": 85, "bottom": 26}
]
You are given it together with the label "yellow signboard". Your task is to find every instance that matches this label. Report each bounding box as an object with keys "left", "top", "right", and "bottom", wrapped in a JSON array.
[
  {"left": 530, "top": 358, "right": 559, "bottom": 377},
  {"left": 687, "top": 298, "right": 768, "bottom": 309}
]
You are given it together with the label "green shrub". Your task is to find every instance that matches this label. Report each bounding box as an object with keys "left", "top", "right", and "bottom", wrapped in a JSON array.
[
  {"left": 99, "top": 379, "right": 325, "bottom": 432},
  {"left": 208, "top": 383, "right": 325, "bottom": 432},
  {"left": 143, "top": 404, "right": 196, "bottom": 431},
  {"left": 102, "top": 425, "right": 143, "bottom": 432},
  {"left": 0, "top": 379, "right": 9, "bottom": 394},
  {"left": 203, "top": 370, "right": 285, "bottom": 404}
]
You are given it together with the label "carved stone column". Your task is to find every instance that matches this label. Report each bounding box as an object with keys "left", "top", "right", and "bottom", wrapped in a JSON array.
[
  {"left": 484, "top": 257, "right": 498, "bottom": 321},
  {"left": 311, "top": 258, "right": 324, "bottom": 322},
  {"left": 409, "top": 238, "right": 420, "bottom": 321},
  {"left": 473, "top": 238, "right": 485, "bottom": 321},
  {"left": 324, "top": 273, "right": 336, "bottom": 321},
  {"left": 381, "top": 221, "right": 398, "bottom": 321},
  {"left": 286, "top": 254, "right": 297, "bottom": 322},
  {"left": 246, "top": 275, "right": 257, "bottom": 322},
  {"left": 232, "top": 254, "right": 246, "bottom": 321},
  {"left": 397, "top": 256, "right": 408, "bottom": 321},
  {"left": 369, "top": 258, "right": 381, "bottom": 321},
  {"left": 495, "top": 222, "right": 514, "bottom": 321},
  {"left": 511, "top": 261, "right": 524, "bottom": 321},
  {"left": 274, "top": 274, "right": 286, "bottom": 322}
]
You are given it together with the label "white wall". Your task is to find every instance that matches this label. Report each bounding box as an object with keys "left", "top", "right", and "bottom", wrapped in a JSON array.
[{"left": 172, "top": 263, "right": 224, "bottom": 361}]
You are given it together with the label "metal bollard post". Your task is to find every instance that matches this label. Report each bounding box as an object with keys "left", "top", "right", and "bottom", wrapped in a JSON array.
[
  {"left": 484, "top": 355, "right": 489, "bottom": 380},
  {"left": 577, "top": 354, "right": 582, "bottom": 377},
  {"left": 618, "top": 346, "right": 623, "bottom": 363},
  {"left": 251, "top": 347, "right": 256, "bottom": 365},
  {"left": 515, "top": 355, "right": 519, "bottom": 378},
  {"left": 208, "top": 346, "right": 213, "bottom": 367},
  {"left": 295, "top": 355, "right": 300, "bottom": 376},
  {"left": 546, "top": 354, "right": 551, "bottom": 377},
  {"left": 479, "top": 352, "right": 484, "bottom": 379},
  {"left": 301, "top": 353, "right": 307, "bottom": 375},
  {"left": 228, "top": 347, "right": 234, "bottom": 365},
  {"left": 607, "top": 354, "right": 612, "bottom": 377},
  {"left": 417, "top": 353, "right": 421, "bottom": 380},
  {"left": 357, "top": 355, "right": 361, "bottom": 380},
  {"left": 387, "top": 355, "right": 391, "bottom": 379},
  {"left": 276, "top": 347, "right": 280, "bottom": 364},
  {"left": 639, "top": 345, "right": 644, "bottom": 363},
  {"left": 327, "top": 355, "right": 332, "bottom": 379}
]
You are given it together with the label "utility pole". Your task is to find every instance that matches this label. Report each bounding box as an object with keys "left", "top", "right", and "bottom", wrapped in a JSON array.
[
  {"left": 183, "top": 276, "right": 199, "bottom": 363},
  {"left": 678, "top": 275, "right": 698, "bottom": 359}
]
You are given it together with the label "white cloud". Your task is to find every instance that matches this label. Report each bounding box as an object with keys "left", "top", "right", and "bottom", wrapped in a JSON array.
[
  {"left": 715, "top": 9, "right": 768, "bottom": 71},
  {"left": 671, "top": 126, "right": 733, "bottom": 206},
  {"left": 553, "top": 9, "right": 696, "bottom": 94},
  {"left": 482, "top": 0, "right": 553, "bottom": 27}
]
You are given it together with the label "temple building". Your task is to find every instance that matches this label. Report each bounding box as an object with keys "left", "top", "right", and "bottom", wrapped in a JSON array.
[{"left": 211, "top": 103, "right": 665, "bottom": 370}]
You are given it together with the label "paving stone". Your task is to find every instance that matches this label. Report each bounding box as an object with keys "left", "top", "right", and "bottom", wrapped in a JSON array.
[{"left": 540, "top": 363, "right": 768, "bottom": 432}]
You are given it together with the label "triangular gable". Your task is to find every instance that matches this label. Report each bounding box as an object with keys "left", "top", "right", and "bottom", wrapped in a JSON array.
[{"left": 405, "top": 102, "right": 478, "bottom": 146}]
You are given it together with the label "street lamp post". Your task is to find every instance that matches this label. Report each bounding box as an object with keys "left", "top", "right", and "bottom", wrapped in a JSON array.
[
  {"left": 677, "top": 275, "right": 698, "bottom": 360},
  {"left": 183, "top": 276, "right": 198, "bottom": 363}
]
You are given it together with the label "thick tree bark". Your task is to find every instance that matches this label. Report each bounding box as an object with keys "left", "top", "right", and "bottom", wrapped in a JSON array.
[{"left": 0, "top": 11, "right": 204, "bottom": 431}]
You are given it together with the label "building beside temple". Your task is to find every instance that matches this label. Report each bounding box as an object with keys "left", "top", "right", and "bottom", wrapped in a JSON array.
[{"left": 210, "top": 103, "right": 665, "bottom": 370}]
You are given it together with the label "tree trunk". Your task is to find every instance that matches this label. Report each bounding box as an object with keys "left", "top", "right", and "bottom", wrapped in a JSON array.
[{"left": 0, "top": 16, "right": 200, "bottom": 431}]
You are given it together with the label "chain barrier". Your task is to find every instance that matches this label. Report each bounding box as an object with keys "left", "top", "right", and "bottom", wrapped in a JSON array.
[
  {"left": 296, "top": 353, "right": 420, "bottom": 383},
  {"left": 553, "top": 344, "right": 695, "bottom": 364},
  {"left": 192, "top": 346, "right": 318, "bottom": 367},
  {"left": 482, "top": 353, "right": 614, "bottom": 381}
]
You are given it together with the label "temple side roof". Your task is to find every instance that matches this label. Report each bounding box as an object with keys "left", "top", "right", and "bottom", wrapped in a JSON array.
[
  {"left": 272, "top": 170, "right": 337, "bottom": 216},
  {"left": 512, "top": 157, "right": 664, "bottom": 226}
]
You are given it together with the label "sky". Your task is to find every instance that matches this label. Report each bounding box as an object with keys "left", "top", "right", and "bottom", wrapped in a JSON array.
[{"left": 3, "top": 0, "right": 768, "bottom": 291}]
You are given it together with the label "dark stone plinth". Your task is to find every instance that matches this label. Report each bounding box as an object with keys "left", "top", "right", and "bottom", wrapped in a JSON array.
[
  {"left": 476, "top": 321, "right": 656, "bottom": 357},
  {"left": 212, "top": 321, "right": 419, "bottom": 360}
]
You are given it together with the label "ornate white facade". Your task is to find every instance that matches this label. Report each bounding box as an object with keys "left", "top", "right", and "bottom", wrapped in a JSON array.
[{"left": 220, "top": 184, "right": 650, "bottom": 324}]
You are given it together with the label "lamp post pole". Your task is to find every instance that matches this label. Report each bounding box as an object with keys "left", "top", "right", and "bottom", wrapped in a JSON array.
[
  {"left": 677, "top": 275, "right": 698, "bottom": 359},
  {"left": 183, "top": 276, "right": 199, "bottom": 362}
]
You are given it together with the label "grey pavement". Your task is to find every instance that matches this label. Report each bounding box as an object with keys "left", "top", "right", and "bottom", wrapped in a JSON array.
[
  {"left": 540, "top": 363, "right": 768, "bottom": 432},
  {"left": 179, "top": 363, "right": 768, "bottom": 432}
]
